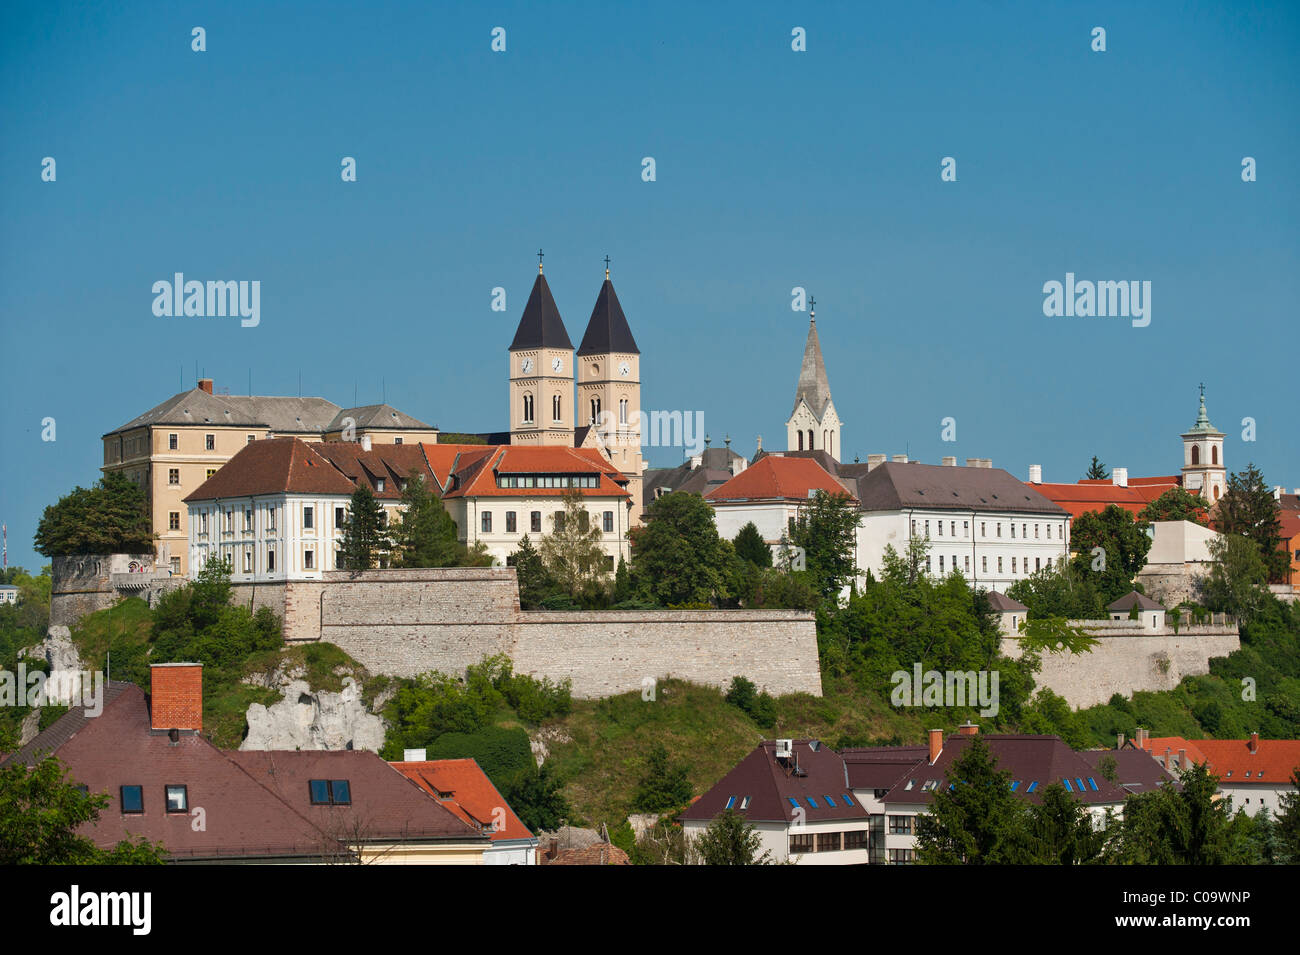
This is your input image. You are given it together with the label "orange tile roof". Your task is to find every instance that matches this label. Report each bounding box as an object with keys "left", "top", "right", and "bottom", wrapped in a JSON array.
[
  {"left": 706, "top": 455, "right": 855, "bottom": 503},
  {"left": 1140, "top": 736, "right": 1300, "bottom": 784},
  {"left": 1031, "top": 479, "right": 1182, "bottom": 519},
  {"left": 440, "top": 444, "right": 631, "bottom": 500},
  {"left": 184, "top": 437, "right": 357, "bottom": 501},
  {"left": 418, "top": 443, "right": 496, "bottom": 492},
  {"left": 391, "top": 759, "right": 534, "bottom": 842}
]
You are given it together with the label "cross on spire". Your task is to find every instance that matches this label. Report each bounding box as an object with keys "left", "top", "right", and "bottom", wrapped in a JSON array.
[
  {"left": 604, "top": 254, "right": 611, "bottom": 279},
  {"left": 1199, "top": 382, "right": 1205, "bottom": 400},
  {"left": 809, "top": 294, "right": 816, "bottom": 320},
  {"left": 537, "top": 248, "right": 544, "bottom": 273}
]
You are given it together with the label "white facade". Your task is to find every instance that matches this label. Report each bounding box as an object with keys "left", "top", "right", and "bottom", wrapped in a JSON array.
[
  {"left": 681, "top": 816, "right": 872, "bottom": 865},
  {"left": 484, "top": 838, "right": 539, "bottom": 865},
  {"left": 1219, "top": 782, "right": 1291, "bottom": 818},
  {"left": 446, "top": 494, "right": 631, "bottom": 568},
  {"left": 188, "top": 491, "right": 353, "bottom": 581},
  {"left": 1147, "top": 519, "right": 1219, "bottom": 565},
  {"left": 710, "top": 500, "right": 803, "bottom": 547}
]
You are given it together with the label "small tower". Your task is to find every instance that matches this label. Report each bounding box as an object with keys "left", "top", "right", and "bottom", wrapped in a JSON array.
[
  {"left": 785, "top": 297, "right": 843, "bottom": 461},
  {"left": 509, "top": 251, "right": 574, "bottom": 446},
  {"left": 1181, "top": 384, "right": 1226, "bottom": 502},
  {"left": 577, "top": 257, "right": 644, "bottom": 517}
]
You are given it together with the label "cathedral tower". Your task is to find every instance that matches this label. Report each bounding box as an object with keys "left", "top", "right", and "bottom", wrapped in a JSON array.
[
  {"left": 509, "top": 255, "right": 574, "bottom": 446},
  {"left": 786, "top": 300, "right": 842, "bottom": 461}
]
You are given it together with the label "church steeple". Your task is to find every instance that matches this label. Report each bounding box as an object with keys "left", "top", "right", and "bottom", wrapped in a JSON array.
[
  {"left": 1181, "top": 384, "right": 1226, "bottom": 503},
  {"left": 509, "top": 254, "right": 574, "bottom": 446},
  {"left": 786, "top": 299, "right": 842, "bottom": 461}
]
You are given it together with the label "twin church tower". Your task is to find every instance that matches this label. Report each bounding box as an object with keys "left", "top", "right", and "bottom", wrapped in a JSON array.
[{"left": 507, "top": 255, "right": 645, "bottom": 511}]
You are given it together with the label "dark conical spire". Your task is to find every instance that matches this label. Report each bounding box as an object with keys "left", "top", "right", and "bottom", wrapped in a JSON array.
[
  {"left": 510, "top": 271, "right": 572, "bottom": 351},
  {"left": 792, "top": 315, "right": 833, "bottom": 419},
  {"left": 577, "top": 273, "right": 639, "bottom": 356}
]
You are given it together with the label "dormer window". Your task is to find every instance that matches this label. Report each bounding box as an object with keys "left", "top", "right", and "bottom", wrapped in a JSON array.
[
  {"left": 309, "top": 779, "right": 352, "bottom": 805},
  {"left": 376, "top": 479, "right": 385, "bottom": 493}
]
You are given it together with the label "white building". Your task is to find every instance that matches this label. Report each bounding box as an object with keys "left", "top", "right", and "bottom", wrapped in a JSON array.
[
  {"left": 706, "top": 454, "right": 856, "bottom": 546},
  {"left": 786, "top": 305, "right": 842, "bottom": 461}
]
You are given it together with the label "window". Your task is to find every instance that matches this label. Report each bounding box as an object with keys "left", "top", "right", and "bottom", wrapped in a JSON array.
[
  {"left": 911, "top": 519, "right": 916, "bottom": 537},
  {"left": 841, "top": 794, "right": 856, "bottom": 807},
  {"left": 997, "top": 557, "right": 1003, "bottom": 573},
  {"left": 997, "top": 523, "right": 1002, "bottom": 538},
  {"left": 1034, "top": 523, "right": 1040, "bottom": 539},
  {"left": 619, "top": 398, "right": 628, "bottom": 424},
  {"left": 552, "top": 394, "right": 562, "bottom": 421},
  {"left": 200, "top": 511, "right": 209, "bottom": 534},
  {"left": 787, "top": 797, "right": 800, "bottom": 809},
  {"left": 888, "top": 815, "right": 914, "bottom": 835},
  {"left": 304, "top": 549, "right": 314, "bottom": 569},
  {"left": 506, "top": 511, "right": 517, "bottom": 533},
  {"left": 165, "top": 785, "right": 188, "bottom": 813},
  {"left": 394, "top": 437, "right": 403, "bottom": 445},
  {"left": 924, "top": 520, "right": 930, "bottom": 538},
  {"left": 244, "top": 508, "right": 253, "bottom": 531},
  {"left": 1011, "top": 523, "right": 1016, "bottom": 538},
  {"left": 267, "top": 506, "right": 276, "bottom": 531},
  {"left": 247, "top": 434, "right": 256, "bottom": 444},
  {"left": 267, "top": 548, "right": 275, "bottom": 572},
  {"left": 1191, "top": 445, "right": 1200, "bottom": 465},
  {"left": 243, "top": 550, "right": 252, "bottom": 573},
  {"left": 938, "top": 521, "right": 943, "bottom": 536},
  {"left": 1023, "top": 524, "right": 1028, "bottom": 538},
  {"left": 981, "top": 521, "right": 986, "bottom": 537},
  {"left": 1035, "top": 558, "right": 1041, "bottom": 571},
  {"left": 376, "top": 479, "right": 385, "bottom": 493},
  {"left": 724, "top": 796, "right": 736, "bottom": 810},
  {"left": 939, "top": 556, "right": 944, "bottom": 573},
  {"left": 888, "top": 849, "right": 915, "bottom": 865},
  {"left": 169, "top": 511, "right": 180, "bottom": 530},
  {"left": 1012, "top": 557, "right": 1017, "bottom": 574},
  {"left": 963, "top": 520, "right": 969, "bottom": 536},
  {"left": 589, "top": 397, "right": 600, "bottom": 425},
  {"left": 1026, "top": 781, "right": 1039, "bottom": 793},
  {"left": 816, "top": 832, "right": 840, "bottom": 852},
  {"left": 168, "top": 433, "right": 178, "bottom": 450},
  {"left": 205, "top": 434, "right": 215, "bottom": 451},
  {"left": 964, "top": 556, "right": 970, "bottom": 572},
  {"left": 309, "top": 779, "right": 352, "bottom": 806},
  {"left": 1047, "top": 524, "right": 1052, "bottom": 539},
  {"left": 553, "top": 511, "right": 565, "bottom": 531},
  {"left": 121, "top": 785, "right": 144, "bottom": 814},
  {"left": 522, "top": 394, "right": 534, "bottom": 423},
  {"left": 223, "top": 509, "right": 233, "bottom": 533},
  {"left": 335, "top": 506, "right": 345, "bottom": 527},
  {"left": 982, "top": 556, "right": 988, "bottom": 573},
  {"left": 740, "top": 796, "right": 751, "bottom": 810},
  {"left": 925, "top": 556, "right": 931, "bottom": 574},
  {"left": 481, "top": 512, "right": 492, "bottom": 533},
  {"left": 531, "top": 511, "right": 542, "bottom": 533},
  {"left": 170, "top": 557, "right": 180, "bottom": 574},
  {"left": 950, "top": 521, "right": 956, "bottom": 536},
  {"left": 843, "top": 829, "right": 867, "bottom": 851},
  {"left": 603, "top": 511, "right": 614, "bottom": 533},
  {"left": 806, "top": 796, "right": 820, "bottom": 808},
  {"left": 1212, "top": 445, "right": 1218, "bottom": 465},
  {"left": 169, "top": 468, "right": 180, "bottom": 485},
  {"left": 789, "top": 832, "right": 814, "bottom": 853},
  {"left": 303, "top": 506, "right": 314, "bottom": 529}
]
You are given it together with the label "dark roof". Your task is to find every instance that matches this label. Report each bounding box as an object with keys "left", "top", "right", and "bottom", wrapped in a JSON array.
[
  {"left": 855, "top": 462, "right": 1069, "bottom": 516},
  {"left": 106, "top": 388, "right": 341, "bottom": 437},
  {"left": 325, "top": 404, "right": 434, "bottom": 432},
  {"left": 987, "top": 591, "right": 1029, "bottom": 612},
  {"left": 308, "top": 442, "right": 438, "bottom": 501},
  {"left": 881, "top": 735, "right": 1130, "bottom": 807},
  {"left": 839, "top": 746, "right": 929, "bottom": 790},
  {"left": 680, "top": 740, "right": 868, "bottom": 825},
  {"left": 1, "top": 681, "right": 135, "bottom": 768},
  {"left": 792, "top": 319, "right": 834, "bottom": 419},
  {"left": 1107, "top": 591, "right": 1165, "bottom": 612},
  {"left": 183, "top": 437, "right": 357, "bottom": 501},
  {"left": 577, "top": 278, "right": 639, "bottom": 355},
  {"left": 1079, "top": 749, "right": 1180, "bottom": 795},
  {"left": 509, "top": 273, "right": 572, "bottom": 351}
]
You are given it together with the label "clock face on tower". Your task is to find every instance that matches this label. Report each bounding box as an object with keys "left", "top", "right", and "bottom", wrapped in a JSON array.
[
  {"left": 552, "top": 357, "right": 563, "bottom": 372},
  {"left": 521, "top": 358, "right": 533, "bottom": 374},
  {"left": 619, "top": 362, "right": 630, "bottom": 378}
]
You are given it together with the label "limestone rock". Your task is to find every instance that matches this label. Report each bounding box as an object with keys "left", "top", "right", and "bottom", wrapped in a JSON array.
[{"left": 240, "top": 677, "right": 385, "bottom": 752}]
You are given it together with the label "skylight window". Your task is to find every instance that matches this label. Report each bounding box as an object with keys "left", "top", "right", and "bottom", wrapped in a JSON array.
[
  {"left": 788, "top": 797, "right": 800, "bottom": 809},
  {"left": 310, "top": 779, "right": 352, "bottom": 806},
  {"left": 1026, "top": 781, "right": 1038, "bottom": 793},
  {"left": 842, "top": 795, "right": 855, "bottom": 807},
  {"left": 121, "top": 785, "right": 143, "bottom": 814},
  {"left": 1010, "top": 780, "right": 1020, "bottom": 791},
  {"left": 1075, "top": 778, "right": 1086, "bottom": 791},
  {"left": 905, "top": 780, "right": 915, "bottom": 791},
  {"left": 1087, "top": 777, "right": 1099, "bottom": 791},
  {"left": 1063, "top": 779, "right": 1073, "bottom": 791},
  {"left": 725, "top": 796, "right": 736, "bottom": 809},
  {"left": 825, "top": 795, "right": 836, "bottom": 806},
  {"left": 806, "top": 796, "right": 819, "bottom": 808},
  {"left": 740, "top": 796, "right": 751, "bottom": 810}
]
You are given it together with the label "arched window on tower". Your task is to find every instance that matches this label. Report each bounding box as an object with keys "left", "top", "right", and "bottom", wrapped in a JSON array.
[
  {"left": 1191, "top": 445, "right": 1200, "bottom": 466},
  {"left": 808, "top": 429, "right": 814, "bottom": 450},
  {"left": 522, "top": 393, "right": 533, "bottom": 424},
  {"left": 1214, "top": 485, "right": 1221, "bottom": 501},
  {"left": 619, "top": 398, "right": 628, "bottom": 425},
  {"left": 1212, "top": 445, "right": 1218, "bottom": 465},
  {"left": 798, "top": 431, "right": 804, "bottom": 451},
  {"left": 553, "top": 394, "right": 562, "bottom": 422},
  {"left": 589, "top": 397, "right": 600, "bottom": 426}
]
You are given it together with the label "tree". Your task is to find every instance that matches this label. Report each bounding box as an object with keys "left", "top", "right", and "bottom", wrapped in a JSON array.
[
  {"left": 1215, "top": 464, "right": 1290, "bottom": 582},
  {"left": 915, "top": 736, "right": 1032, "bottom": 864},
  {"left": 508, "top": 535, "right": 557, "bottom": 608},
  {"left": 338, "top": 483, "right": 390, "bottom": 570},
  {"left": 788, "top": 491, "right": 858, "bottom": 598},
  {"left": 500, "top": 764, "right": 570, "bottom": 833},
  {"left": 1007, "top": 560, "right": 1106, "bottom": 619},
  {"left": 34, "top": 472, "right": 154, "bottom": 557},
  {"left": 629, "top": 492, "right": 734, "bottom": 606},
  {"left": 1086, "top": 456, "right": 1109, "bottom": 480},
  {"left": 0, "top": 758, "right": 167, "bottom": 864},
  {"left": 631, "top": 743, "right": 693, "bottom": 813},
  {"left": 538, "top": 488, "right": 609, "bottom": 598},
  {"left": 1106, "top": 761, "right": 1254, "bottom": 864},
  {"left": 1201, "top": 532, "right": 1271, "bottom": 623},
  {"left": 1068, "top": 505, "right": 1152, "bottom": 605},
  {"left": 1276, "top": 767, "right": 1300, "bottom": 865},
  {"left": 695, "top": 809, "right": 771, "bottom": 865},
  {"left": 1025, "top": 782, "right": 1107, "bottom": 864},
  {"left": 390, "top": 472, "right": 463, "bottom": 567},
  {"left": 733, "top": 522, "right": 772, "bottom": 568},
  {"left": 1139, "top": 487, "right": 1210, "bottom": 526}
]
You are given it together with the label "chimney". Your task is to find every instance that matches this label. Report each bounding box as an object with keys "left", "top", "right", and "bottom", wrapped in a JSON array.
[
  {"left": 1249, "top": 731, "right": 1259, "bottom": 754},
  {"left": 867, "top": 454, "right": 886, "bottom": 470},
  {"left": 892, "top": 454, "right": 908, "bottom": 463},
  {"left": 197, "top": 378, "right": 214, "bottom": 395},
  {"left": 1273, "top": 485, "right": 1283, "bottom": 501},
  {"left": 966, "top": 458, "right": 980, "bottom": 468},
  {"left": 958, "top": 721, "right": 979, "bottom": 736},
  {"left": 1178, "top": 748, "right": 1187, "bottom": 769},
  {"left": 942, "top": 456, "right": 957, "bottom": 467},
  {"left": 1028, "top": 464, "right": 1042, "bottom": 484},
  {"left": 756, "top": 435, "right": 762, "bottom": 451},
  {"left": 150, "top": 663, "right": 203, "bottom": 733},
  {"left": 928, "top": 728, "right": 944, "bottom": 764},
  {"left": 1113, "top": 467, "right": 1128, "bottom": 487},
  {"left": 1163, "top": 746, "right": 1172, "bottom": 769},
  {"left": 403, "top": 748, "right": 427, "bottom": 762},
  {"left": 1117, "top": 732, "right": 1125, "bottom": 750},
  {"left": 360, "top": 433, "right": 372, "bottom": 451},
  {"left": 981, "top": 458, "right": 993, "bottom": 469}
]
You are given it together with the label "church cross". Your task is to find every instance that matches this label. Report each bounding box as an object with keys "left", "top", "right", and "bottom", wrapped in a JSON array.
[{"left": 537, "top": 248, "right": 544, "bottom": 273}]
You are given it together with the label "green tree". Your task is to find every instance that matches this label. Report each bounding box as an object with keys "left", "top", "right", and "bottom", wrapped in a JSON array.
[
  {"left": 631, "top": 743, "right": 693, "bottom": 813},
  {"left": 338, "top": 483, "right": 390, "bottom": 570},
  {"left": 34, "top": 472, "right": 154, "bottom": 557},
  {"left": 1107, "top": 761, "right": 1254, "bottom": 864},
  {"left": 695, "top": 809, "right": 772, "bottom": 865},
  {"left": 1276, "top": 767, "right": 1300, "bottom": 864},
  {"left": 509, "top": 535, "right": 557, "bottom": 608},
  {"left": 787, "top": 491, "right": 859, "bottom": 598},
  {"left": 629, "top": 492, "right": 734, "bottom": 606},
  {"left": 724, "top": 676, "right": 777, "bottom": 726},
  {"left": 390, "top": 472, "right": 464, "bottom": 567},
  {"left": 915, "top": 736, "right": 1032, "bottom": 864},
  {"left": 1201, "top": 532, "right": 1271, "bottom": 623},
  {"left": 1026, "top": 782, "right": 1107, "bottom": 864},
  {"left": 733, "top": 522, "right": 772, "bottom": 568},
  {"left": 1139, "top": 487, "right": 1210, "bottom": 526},
  {"left": 0, "top": 758, "right": 167, "bottom": 864},
  {"left": 1086, "top": 456, "right": 1109, "bottom": 481},
  {"left": 538, "top": 488, "right": 610, "bottom": 598},
  {"left": 1007, "top": 560, "right": 1106, "bottom": 619},
  {"left": 1068, "top": 505, "right": 1152, "bottom": 605},
  {"left": 1215, "top": 464, "right": 1290, "bottom": 582},
  {"left": 501, "top": 764, "right": 570, "bottom": 833}
]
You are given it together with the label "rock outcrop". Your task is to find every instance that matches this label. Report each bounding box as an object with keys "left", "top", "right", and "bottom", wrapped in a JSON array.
[{"left": 241, "top": 676, "right": 386, "bottom": 752}]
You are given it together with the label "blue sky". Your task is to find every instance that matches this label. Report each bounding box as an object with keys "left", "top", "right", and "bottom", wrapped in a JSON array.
[{"left": 2, "top": 1, "right": 1297, "bottom": 572}]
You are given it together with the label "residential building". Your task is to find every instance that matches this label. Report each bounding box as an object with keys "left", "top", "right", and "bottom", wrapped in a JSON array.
[
  {"left": 1137, "top": 731, "right": 1300, "bottom": 817},
  {"left": 0, "top": 664, "right": 489, "bottom": 863},
  {"left": 0, "top": 585, "right": 18, "bottom": 605},
  {"left": 987, "top": 591, "right": 1029, "bottom": 636},
  {"left": 391, "top": 756, "right": 538, "bottom": 865},
  {"left": 706, "top": 454, "right": 857, "bottom": 546},
  {"left": 1106, "top": 590, "right": 1166, "bottom": 629},
  {"left": 642, "top": 439, "right": 748, "bottom": 517},
  {"left": 785, "top": 303, "right": 842, "bottom": 461}
]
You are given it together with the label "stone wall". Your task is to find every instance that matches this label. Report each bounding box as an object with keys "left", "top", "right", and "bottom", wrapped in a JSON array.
[
  {"left": 1001, "top": 627, "right": 1240, "bottom": 709},
  {"left": 1136, "top": 562, "right": 1208, "bottom": 607},
  {"left": 286, "top": 568, "right": 822, "bottom": 698},
  {"left": 50, "top": 554, "right": 168, "bottom": 627}
]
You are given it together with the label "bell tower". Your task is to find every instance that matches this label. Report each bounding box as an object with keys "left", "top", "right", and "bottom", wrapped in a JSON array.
[
  {"left": 509, "top": 251, "right": 574, "bottom": 446},
  {"left": 1181, "top": 384, "right": 1226, "bottom": 503},
  {"left": 786, "top": 297, "right": 842, "bottom": 461}
]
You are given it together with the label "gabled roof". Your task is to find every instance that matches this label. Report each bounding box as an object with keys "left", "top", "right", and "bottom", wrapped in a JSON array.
[
  {"left": 325, "top": 404, "right": 434, "bottom": 432},
  {"left": 1140, "top": 736, "right": 1300, "bottom": 785},
  {"left": 308, "top": 442, "right": 437, "bottom": 501},
  {"left": 183, "top": 438, "right": 357, "bottom": 501},
  {"left": 987, "top": 591, "right": 1029, "bottom": 613},
  {"left": 705, "top": 455, "right": 854, "bottom": 504},
  {"left": 1031, "top": 479, "right": 1181, "bottom": 519},
  {"left": 577, "top": 278, "right": 639, "bottom": 356},
  {"left": 509, "top": 273, "right": 572, "bottom": 351},
  {"left": 857, "top": 462, "right": 1068, "bottom": 516},
  {"left": 442, "top": 445, "right": 630, "bottom": 500},
  {"left": 392, "top": 759, "right": 534, "bottom": 842},
  {"left": 1079, "top": 749, "right": 1179, "bottom": 795},
  {"left": 791, "top": 318, "right": 833, "bottom": 420},
  {"left": 418, "top": 443, "right": 496, "bottom": 493},
  {"left": 679, "top": 739, "right": 868, "bottom": 825},
  {"left": 1107, "top": 590, "right": 1165, "bottom": 612},
  {"left": 106, "top": 388, "right": 342, "bottom": 437}
]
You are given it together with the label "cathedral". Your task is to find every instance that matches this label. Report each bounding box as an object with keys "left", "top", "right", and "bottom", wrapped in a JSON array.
[{"left": 507, "top": 255, "right": 646, "bottom": 516}]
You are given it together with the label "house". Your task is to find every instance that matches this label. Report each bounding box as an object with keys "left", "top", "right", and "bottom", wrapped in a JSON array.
[
  {"left": 391, "top": 756, "right": 537, "bottom": 865},
  {"left": 987, "top": 591, "right": 1029, "bottom": 636},
  {"left": 679, "top": 739, "right": 872, "bottom": 865},
  {"left": 1137, "top": 731, "right": 1300, "bottom": 817},
  {"left": 102, "top": 378, "right": 436, "bottom": 575},
  {"left": 1107, "top": 590, "right": 1166, "bottom": 629},
  {"left": 642, "top": 439, "right": 748, "bottom": 515},
  {"left": 705, "top": 454, "right": 857, "bottom": 548},
  {"left": 0, "top": 664, "right": 489, "bottom": 863},
  {"left": 0, "top": 584, "right": 18, "bottom": 605}
]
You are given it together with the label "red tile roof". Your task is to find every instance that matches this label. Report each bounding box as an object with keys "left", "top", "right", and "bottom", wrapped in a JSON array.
[
  {"left": 706, "top": 456, "right": 855, "bottom": 503},
  {"left": 308, "top": 441, "right": 437, "bottom": 500},
  {"left": 1141, "top": 736, "right": 1300, "bottom": 784},
  {"left": 391, "top": 759, "right": 534, "bottom": 842},
  {"left": 440, "top": 444, "right": 630, "bottom": 500},
  {"left": 184, "top": 437, "right": 357, "bottom": 502},
  {"left": 1030, "top": 478, "right": 1183, "bottom": 519},
  {"left": 419, "top": 443, "right": 495, "bottom": 492}
]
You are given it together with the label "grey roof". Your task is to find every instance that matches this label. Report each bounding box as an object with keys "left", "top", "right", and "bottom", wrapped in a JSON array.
[
  {"left": 1107, "top": 591, "right": 1165, "bottom": 612},
  {"left": 577, "top": 278, "right": 639, "bottom": 356},
  {"left": 106, "top": 388, "right": 341, "bottom": 436},
  {"left": 642, "top": 446, "right": 747, "bottom": 503},
  {"left": 791, "top": 318, "right": 834, "bottom": 420},
  {"left": 987, "top": 591, "right": 1030, "bottom": 612},
  {"left": 1080, "top": 749, "right": 1180, "bottom": 794},
  {"left": 854, "top": 462, "right": 1070, "bottom": 516},
  {"left": 509, "top": 272, "right": 573, "bottom": 351},
  {"left": 325, "top": 404, "right": 434, "bottom": 432}
]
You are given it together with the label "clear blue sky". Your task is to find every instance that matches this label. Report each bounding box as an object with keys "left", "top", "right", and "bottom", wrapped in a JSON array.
[{"left": 2, "top": 1, "right": 1297, "bottom": 572}]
